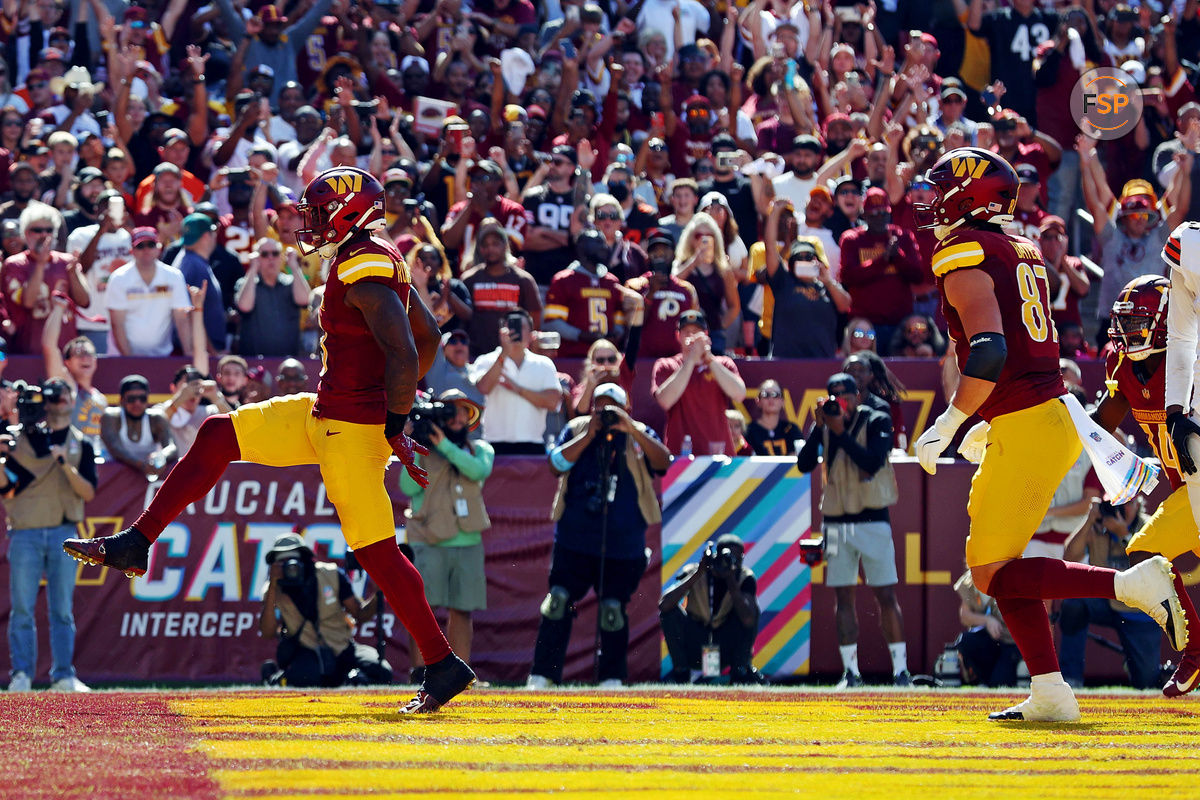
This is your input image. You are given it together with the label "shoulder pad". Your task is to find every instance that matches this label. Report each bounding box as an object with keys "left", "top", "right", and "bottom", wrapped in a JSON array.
[
  {"left": 336, "top": 240, "right": 399, "bottom": 285},
  {"left": 1163, "top": 221, "right": 1200, "bottom": 273},
  {"left": 932, "top": 236, "right": 986, "bottom": 278}
]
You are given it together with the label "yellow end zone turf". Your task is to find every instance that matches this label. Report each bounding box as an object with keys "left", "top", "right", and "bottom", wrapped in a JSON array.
[{"left": 171, "top": 689, "right": 1200, "bottom": 799}]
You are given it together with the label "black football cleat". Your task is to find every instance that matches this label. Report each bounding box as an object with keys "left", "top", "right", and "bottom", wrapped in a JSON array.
[
  {"left": 63, "top": 527, "right": 151, "bottom": 578},
  {"left": 399, "top": 653, "right": 476, "bottom": 714}
]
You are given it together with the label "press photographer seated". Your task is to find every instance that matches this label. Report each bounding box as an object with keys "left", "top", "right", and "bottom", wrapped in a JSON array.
[
  {"left": 659, "top": 534, "right": 764, "bottom": 685},
  {"left": 259, "top": 533, "right": 393, "bottom": 688}
]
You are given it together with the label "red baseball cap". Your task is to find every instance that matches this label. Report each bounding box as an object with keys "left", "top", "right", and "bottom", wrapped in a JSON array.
[
  {"left": 131, "top": 227, "right": 158, "bottom": 247},
  {"left": 864, "top": 187, "right": 891, "bottom": 213}
]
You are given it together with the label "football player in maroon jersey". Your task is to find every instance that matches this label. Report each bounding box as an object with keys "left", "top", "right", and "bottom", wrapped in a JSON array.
[
  {"left": 64, "top": 167, "right": 476, "bottom": 714},
  {"left": 913, "top": 147, "right": 1185, "bottom": 721},
  {"left": 1093, "top": 275, "right": 1200, "bottom": 697}
]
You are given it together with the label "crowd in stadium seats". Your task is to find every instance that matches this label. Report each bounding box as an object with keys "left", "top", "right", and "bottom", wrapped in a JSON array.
[{"left": 0, "top": 0, "right": 1188, "bottom": 402}]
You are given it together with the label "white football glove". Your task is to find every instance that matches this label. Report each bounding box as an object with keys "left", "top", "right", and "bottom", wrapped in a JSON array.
[
  {"left": 957, "top": 420, "right": 990, "bottom": 465},
  {"left": 915, "top": 405, "right": 969, "bottom": 474}
]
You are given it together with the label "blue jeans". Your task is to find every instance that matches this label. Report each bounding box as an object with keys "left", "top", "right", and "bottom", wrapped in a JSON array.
[{"left": 8, "top": 524, "right": 80, "bottom": 681}]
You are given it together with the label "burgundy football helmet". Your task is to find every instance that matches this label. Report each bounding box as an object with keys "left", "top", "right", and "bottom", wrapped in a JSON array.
[
  {"left": 295, "top": 166, "right": 385, "bottom": 259},
  {"left": 1110, "top": 275, "right": 1170, "bottom": 360},
  {"left": 914, "top": 147, "right": 1019, "bottom": 238}
]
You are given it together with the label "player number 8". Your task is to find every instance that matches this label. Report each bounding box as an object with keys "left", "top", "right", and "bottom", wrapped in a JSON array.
[{"left": 1016, "top": 261, "right": 1058, "bottom": 344}]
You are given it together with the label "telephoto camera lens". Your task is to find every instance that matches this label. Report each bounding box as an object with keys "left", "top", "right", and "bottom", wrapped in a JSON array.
[{"left": 279, "top": 557, "right": 305, "bottom": 587}]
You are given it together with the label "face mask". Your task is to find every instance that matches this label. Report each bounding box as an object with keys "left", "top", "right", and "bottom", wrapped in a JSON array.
[
  {"left": 607, "top": 181, "right": 630, "bottom": 203},
  {"left": 793, "top": 260, "right": 819, "bottom": 279}
]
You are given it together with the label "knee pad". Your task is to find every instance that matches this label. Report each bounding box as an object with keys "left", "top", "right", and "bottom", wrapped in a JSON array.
[
  {"left": 540, "top": 586, "right": 571, "bottom": 621},
  {"left": 598, "top": 598, "right": 626, "bottom": 632}
]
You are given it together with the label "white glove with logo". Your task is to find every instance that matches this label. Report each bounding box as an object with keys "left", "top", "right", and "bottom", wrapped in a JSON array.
[
  {"left": 957, "top": 420, "right": 990, "bottom": 464},
  {"left": 915, "top": 405, "right": 969, "bottom": 474}
]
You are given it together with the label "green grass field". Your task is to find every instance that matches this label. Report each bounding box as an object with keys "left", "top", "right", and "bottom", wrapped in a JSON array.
[{"left": 4, "top": 687, "right": 1199, "bottom": 799}]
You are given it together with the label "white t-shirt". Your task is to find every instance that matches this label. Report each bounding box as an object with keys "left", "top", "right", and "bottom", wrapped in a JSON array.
[
  {"left": 104, "top": 260, "right": 192, "bottom": 356},
  {"left": 637, "top": 0, "right": 710, "bottom": 59},
  {"left": 67, "top": 225, "right": 132, "bottom": 332},
  {"left": 772, "top": 172, "right": 818, "bottom": 220},
  {"left": 469, "top": 348, "right": 560, "bottom": 444}
]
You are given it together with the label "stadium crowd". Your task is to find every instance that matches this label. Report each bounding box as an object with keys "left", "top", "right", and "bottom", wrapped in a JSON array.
[
  {"left": 0, "top": 0, "right": 1191, "bottom": 398},
  {"left": 0, "top": 0, "right": 1197, "bottom": 690}
]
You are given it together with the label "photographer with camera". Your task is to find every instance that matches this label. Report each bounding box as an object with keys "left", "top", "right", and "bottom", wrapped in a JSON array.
[
  {"left": 1057, "top": 498, "right": 1164, "bottom": 690},
  {"left": 526, "top": 383, "right": 670, "bottom": 688},
  {"left": 400, "top": 390, "right": 492, "bottom": 682},
  {"left": 259, "top": 533, "right": 393, "bottom": 689},
  {"left": 3, "top": 378, "right": 97, "bottom": 692},
  {"left": 796, "top": 372, "right": 910, "bottom": 688},
  {"left": 471, "top": 307, "right": 561, "bottom": 455},
  {"left": 659, "top": 533, "right": 764, "bottom": 684}
]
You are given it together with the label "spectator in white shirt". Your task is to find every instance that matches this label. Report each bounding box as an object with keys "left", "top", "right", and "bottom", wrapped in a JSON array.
[
  {"left": 772, "top": 135, "right": 823, "bottom": 220},
  {"left": 104, "top": 227, "right": 193, "bottom": 357},
  {"left": 636, "top": 0, "right": 710, "bottom": 60},
  {"left": 470, "top": 308, "right": 561, "bottom": 455}
]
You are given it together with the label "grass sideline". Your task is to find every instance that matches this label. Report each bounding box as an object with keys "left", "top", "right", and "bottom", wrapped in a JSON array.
[{"left": 3, "top": 686, "right": 1198, "bottom": 799}]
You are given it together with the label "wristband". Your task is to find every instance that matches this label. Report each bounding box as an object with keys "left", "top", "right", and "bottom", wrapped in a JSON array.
[
  {"left": 549, "top": 446, "right": 575, "bottom": 472},
  {"left": 384, "top": 411, "right": 409, "bottom": 439}
]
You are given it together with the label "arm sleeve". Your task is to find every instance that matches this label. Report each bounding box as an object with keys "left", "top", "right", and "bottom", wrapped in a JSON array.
[
  {"left": 837, "top": 233, "right": 865, "bottom": 287},
  {"left": 213, "top": 0, "right": 246, "bottom": 40},
  {"left": 795, "top": 429, "right": 822, "bottom": 474},
  {"left": 77, "top": 437, "right": 97, "bottom": 489},
  {"left": 286, "top": 0, "right": 334, "bottom": 46},
  {"left": 830, "top": 411, "right": 892, "bottom": 475},
  {"left": 437, "top": 438, "right": 495, "bottom": 482},
  {"left": 4, "top": 453, "right": 34, "bottom": 494}
]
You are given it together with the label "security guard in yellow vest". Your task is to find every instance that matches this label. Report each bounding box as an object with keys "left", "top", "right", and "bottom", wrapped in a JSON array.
[
  {"left": 796, "top": 372, "right": 910, "bottom": 689},
  {"left": 259, "top": 533, "right": 393, "bottom": 688},
  {"left": 2, "top": 378, "right": 97, "bottom": 693}
]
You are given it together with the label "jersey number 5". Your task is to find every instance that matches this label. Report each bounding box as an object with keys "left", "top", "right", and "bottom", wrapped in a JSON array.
[{"left": 1016, "top": 262, "right": 1058, "bottom": 343}]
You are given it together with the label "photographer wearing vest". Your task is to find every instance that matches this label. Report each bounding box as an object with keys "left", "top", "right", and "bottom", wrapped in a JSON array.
[
  {"left": 259, "top": 533, "right": 393, "bottom": 688},
  {"left": 796, "top": 372, "right": 911, "bottom": 689},
  {"left": 659, "top": 533, "right": 765, "bottom": 684},
  {"left": 2, "top": 378, "right": 97, "bottom": 693},
  {"left": 527, "top": 383, "right": 671, "bottom": 688},
  {"left": 400, "top": 390, "right": 492, "bottom": 684}
]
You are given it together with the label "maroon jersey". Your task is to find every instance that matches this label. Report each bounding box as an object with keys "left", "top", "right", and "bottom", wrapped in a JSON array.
[
  {"left": 933, "top": 229, "right": 1065, "bottom": 421},
  {"left": 313, "top": 236, "right": 412, "bottom": 425},
  {"left": 1105, "top": 350, "right": 1184, "bottom": 491},
  {"left": 1, "top": 251, "right": 78, "bottom": 354},
  {"left": 626, "top": 272, "right": 698, "bottom": 359},
  {"left": 544, "top": 265, "right": 626, "bottom": 358}
]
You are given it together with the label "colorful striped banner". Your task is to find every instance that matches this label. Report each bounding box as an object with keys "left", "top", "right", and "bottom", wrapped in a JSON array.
[{"left": 661, "top": 456, "right": 813, "bottom": 677}]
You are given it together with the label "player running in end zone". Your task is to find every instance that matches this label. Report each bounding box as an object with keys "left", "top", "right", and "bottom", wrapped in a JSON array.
[
  {"left": 62, "top": 166, "right": 476, "bottom": 714},
  {"left": 1094, "top": 275, "right": 1200, "bottom": 697},
  {"left": 913, "top": 147, "right": 1186, "bottom": 723}
]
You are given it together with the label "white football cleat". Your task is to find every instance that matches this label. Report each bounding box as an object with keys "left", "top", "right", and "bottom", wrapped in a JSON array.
[
  {"left": 989, "top": 679, "right": 1080, "bottom": 722},
  {"left": 1115, "top": 555, "right": 1189, "bottom": 651}
]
